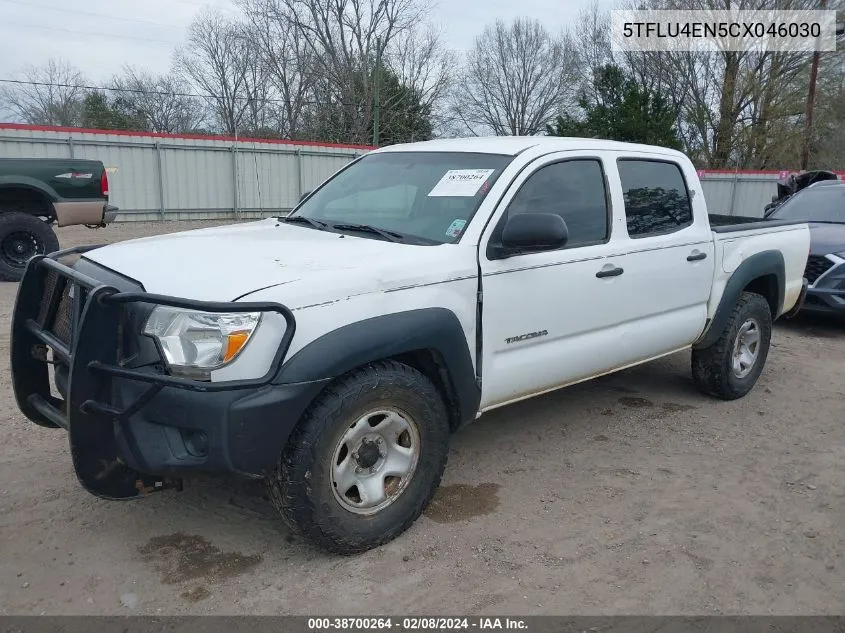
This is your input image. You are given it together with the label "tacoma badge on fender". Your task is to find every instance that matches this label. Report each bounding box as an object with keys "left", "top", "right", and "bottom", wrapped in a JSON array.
[{"left": 505, "top": 330, "right": 549, "bottom": 344}]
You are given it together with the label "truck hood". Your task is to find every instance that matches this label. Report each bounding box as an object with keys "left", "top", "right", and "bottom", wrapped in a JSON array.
[
  {"left": 809, "top": 222, "right": 845, "bottom": 257},
  {"left": 82, "top": 219, "right": 472, "bottom": 306}
]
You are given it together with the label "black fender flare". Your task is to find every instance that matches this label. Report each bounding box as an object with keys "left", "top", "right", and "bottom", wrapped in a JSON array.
[
  {"left": 275, "top": 308, "right": 480, "bottom": 427},
  {"left": 694, "top": 250, "right": 785, "bottom": 349}
]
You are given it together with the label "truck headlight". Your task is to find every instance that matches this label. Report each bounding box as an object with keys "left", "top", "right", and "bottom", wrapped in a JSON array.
[{"left": 143, "top": 307, "right": 261, "bottom": 379}]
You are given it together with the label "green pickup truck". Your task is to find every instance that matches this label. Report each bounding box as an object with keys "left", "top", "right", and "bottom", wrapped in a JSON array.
[{"left": 0, "top": 158, "right": 117, "bottom": 281}]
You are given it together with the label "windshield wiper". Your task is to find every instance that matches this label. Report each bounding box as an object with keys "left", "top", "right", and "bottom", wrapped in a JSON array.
[
  {"left": 331, "top": 223, "right": 406, "bottom": 243},
  {"left": 282, "top": 215, "right": 328, "bottom": 230}
]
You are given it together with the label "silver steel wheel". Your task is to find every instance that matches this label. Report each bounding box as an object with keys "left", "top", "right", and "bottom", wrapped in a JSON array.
[
  {"left": 330, "top": 408, "right": 421, "bottom": 515},
  {"left": 732, "top": 318, "right": 761, "bottom": 379}
]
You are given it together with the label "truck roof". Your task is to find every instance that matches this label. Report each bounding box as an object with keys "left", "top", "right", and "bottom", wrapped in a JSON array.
[{"left": 373, "top": 136, "right": 689, "bottom": 158}]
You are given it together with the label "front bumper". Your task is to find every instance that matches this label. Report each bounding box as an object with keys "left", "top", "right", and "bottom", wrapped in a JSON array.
[
  {"left": 802, "top": 287, "right": 845, "bottom": 315},
  {"left": 11, "top": 247, "right": 322, "bottom": 500},
  {"left": 799, "top": 255, "right": 845, "bottom": 316}
]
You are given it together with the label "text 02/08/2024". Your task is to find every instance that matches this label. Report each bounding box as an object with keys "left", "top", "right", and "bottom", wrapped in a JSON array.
[{"left": 306, "top": 618, "right": 528, "bottom": 630}]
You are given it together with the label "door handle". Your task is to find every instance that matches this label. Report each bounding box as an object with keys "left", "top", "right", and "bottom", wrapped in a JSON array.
[
  {"left": 687, "top": 251, "right": 707, "bottom": 262},
  {"left": 596, "top": 265, "right": 624, "bottom": 279}
]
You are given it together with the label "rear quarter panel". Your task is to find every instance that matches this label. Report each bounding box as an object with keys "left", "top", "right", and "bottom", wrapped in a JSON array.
[{"left": 713, "top": 224, "right": 811, "bottom": 318}]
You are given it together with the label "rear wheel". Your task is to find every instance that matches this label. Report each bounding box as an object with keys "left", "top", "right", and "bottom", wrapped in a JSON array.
[
  {"left": 0, "top": 212, "right": 60, "bottom": 281},
  {"left": 267, "top": 360, "right": 450, "bottom": 554},
  {"left": 691, "top": 291, "right": 772, "bottom": 400}
]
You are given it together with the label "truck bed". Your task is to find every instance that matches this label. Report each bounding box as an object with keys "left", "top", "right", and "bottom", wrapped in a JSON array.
[{"left": 709, "top": 214, "right": 807, "bottom": 234}]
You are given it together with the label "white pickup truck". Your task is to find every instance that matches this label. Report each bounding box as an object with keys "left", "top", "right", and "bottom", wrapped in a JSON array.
[{"left": 12, "top": 137, "right": 810, "bottom": 554}]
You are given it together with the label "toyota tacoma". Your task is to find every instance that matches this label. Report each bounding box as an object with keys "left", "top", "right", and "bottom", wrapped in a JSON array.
[{"left": 11, "top": 137, "right": 810, "bottom": 554}]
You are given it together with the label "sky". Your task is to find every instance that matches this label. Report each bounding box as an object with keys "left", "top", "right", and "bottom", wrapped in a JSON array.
[{"left": 0, "top": 0, "right": 612, "bottom": 84}]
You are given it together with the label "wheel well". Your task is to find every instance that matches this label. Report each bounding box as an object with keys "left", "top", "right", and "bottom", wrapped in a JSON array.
[
  {"left": 0, "top": 187, "right": 55, "bottom": 221},
  {"left": 391, "top": 349, "right": 462, "bottom": 432},
  {"left": 743, "top": 274, "right": 779, "bottom": 316}
]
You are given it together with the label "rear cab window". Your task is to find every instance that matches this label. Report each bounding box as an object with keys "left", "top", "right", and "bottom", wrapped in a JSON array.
[{"left": 617, "top": 159, "right": 693, "bottom": 238}]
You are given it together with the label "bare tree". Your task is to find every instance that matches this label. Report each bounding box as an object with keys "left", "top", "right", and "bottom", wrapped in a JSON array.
[
  {"left": 569, "top": 2, "right": 615, "bottom": 104},
  {"left": 110, "top": 67, "right": 207, "bottom": 134},
  {"left": 384, "top": 22, "right": 455, "bottom": 131},
  {"left": 610, "top": 0, "right": 840, "bottom": 168},
  {"left": 238, "top": 0, "right": 316, "bottom": 138},
  {"left": 811, "top": 41, "right": 845, "bottom": 169},
  {"left": 239, "top": 36, "right": 278, "bottom": 135},
  {"left": 278, "top": 0, "right": 427, "bottom": 143},
  {"left": 449, "top": 18, "right": 577, "bottom": 136},
  {"left": 175, "top": 9, "right": 259, "bottom": 135},
  {"left": 0, "top": 59, "right": 86, "bottom": 126}
]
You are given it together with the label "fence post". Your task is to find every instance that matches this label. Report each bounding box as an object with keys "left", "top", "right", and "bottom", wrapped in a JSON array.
[
  {"left": 728, "top": 168, "right": 739, "bottom": 216},
  {"left": 295, "top": 149, "right": 303, "bottom": 209},
  {"left": 232, "top": 145, "right": 240, "bottom": 219},
  {"left": 67, "top": 137, "right": 75, "bottom": 158},
  {"left": 155, "top": 142, "right": 166, "bottom": 220}
]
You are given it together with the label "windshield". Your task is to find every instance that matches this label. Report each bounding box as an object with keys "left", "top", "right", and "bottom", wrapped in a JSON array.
[
  {"left": 290, "top": 151, "right": 513, "bottom": 244},
  {"left": 769, "top": 185, "right": 845, "bottom": 223}
]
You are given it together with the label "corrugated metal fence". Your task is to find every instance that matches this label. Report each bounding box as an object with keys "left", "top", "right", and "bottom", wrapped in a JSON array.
[
  {"left": 698, "top": 169, "right": 845, "bottom": 217},
  {"left": 0, "top": 124, "right": 369, "bottom": 221},
  {"left": 1, "top": 124, "right": 843, "bottom": 221}
]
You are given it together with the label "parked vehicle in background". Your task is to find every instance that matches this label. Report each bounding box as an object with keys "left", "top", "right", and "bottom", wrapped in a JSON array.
[
  {"left": 763, "top": 170, "right": 840, "bottom": 217},
  {"left": 0, "top": 158, "right": 117, "bottom": 281},
  {"left": 765, "top": 179, "right": 845, "bottom": 317},
  {"left": 11, "top": 137, "right": 810, "bottom": 555}
]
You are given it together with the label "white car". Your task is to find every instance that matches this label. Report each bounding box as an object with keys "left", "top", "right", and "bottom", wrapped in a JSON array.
[{"left": 12, "top": 137, "right": 811, "bottom": 554}]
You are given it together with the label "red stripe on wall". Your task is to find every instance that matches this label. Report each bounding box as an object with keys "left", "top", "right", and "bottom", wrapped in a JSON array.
[{"left": 0, "top": 122, "right": 377, "bottom": 151}]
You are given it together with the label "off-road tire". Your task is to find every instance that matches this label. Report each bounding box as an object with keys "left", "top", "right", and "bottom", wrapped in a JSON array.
[
  {"left": 0, "top": 212, "right": 60, "bottom": 282},
  {"left": 692, "top": 291, "right": 772, "bottom": 400},
  {"left": 267, "top": 360, "right": 450, "bottom": 554}
]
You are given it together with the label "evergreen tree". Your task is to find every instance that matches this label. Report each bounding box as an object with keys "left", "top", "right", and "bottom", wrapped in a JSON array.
[
  {"left": 547, "top": 65, "right": 681, "bottom": 149},
  {"left": 81, "top": 91, "right": 146, "bottom": 131}
]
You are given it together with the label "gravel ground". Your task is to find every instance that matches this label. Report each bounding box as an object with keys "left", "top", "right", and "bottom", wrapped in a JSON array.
[{"left": 0, "top": 221, "right": 844, "bottom": 616}]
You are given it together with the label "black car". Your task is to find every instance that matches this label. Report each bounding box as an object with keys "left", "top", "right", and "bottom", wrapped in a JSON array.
[{"left": 766, "top": 180, "right": 845, "bottom": 316}]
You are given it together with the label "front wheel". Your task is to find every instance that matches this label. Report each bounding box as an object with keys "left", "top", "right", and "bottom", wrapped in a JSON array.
[
  {"left": 267, "top": 360, "right": 450, "bottom": 554},
  {"left": 692, "top": 291, "right": 772, "bottom": 400},
  {"left": 0, "top": 212, "right": 60, "bottom": 282}
]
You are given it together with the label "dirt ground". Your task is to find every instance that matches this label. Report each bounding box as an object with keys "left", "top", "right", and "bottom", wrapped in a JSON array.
[{"left": 1, "top": 221, "right": 844, "bottom": 616}]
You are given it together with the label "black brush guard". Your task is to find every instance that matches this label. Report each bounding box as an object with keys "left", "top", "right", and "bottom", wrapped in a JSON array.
[{"left": 11, "top": 245, "right": 296, "bottom": 500}]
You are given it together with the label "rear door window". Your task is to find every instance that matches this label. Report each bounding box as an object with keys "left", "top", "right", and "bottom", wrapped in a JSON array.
[{"left": 617, "top": 159, "right": 693, "bottom": 238}]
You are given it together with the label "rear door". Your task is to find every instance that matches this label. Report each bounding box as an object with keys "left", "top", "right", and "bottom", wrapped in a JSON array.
[{"left": 602, "top": 155, "right": 714, "bottom": 364}]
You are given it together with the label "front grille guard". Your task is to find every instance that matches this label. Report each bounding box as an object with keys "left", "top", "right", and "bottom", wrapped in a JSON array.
[{"left": 11, "top": 245, "right": 297, "bottom": 500}]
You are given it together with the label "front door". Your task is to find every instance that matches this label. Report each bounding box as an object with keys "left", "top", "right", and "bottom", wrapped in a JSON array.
[{"left": 478, "top": 153, "right": 628, "bottom": 409}]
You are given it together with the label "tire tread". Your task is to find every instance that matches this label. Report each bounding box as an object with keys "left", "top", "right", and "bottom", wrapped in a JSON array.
[
  {"left": 266, "top": 360, "right": 449, "bottom": 554},
  {"left": 692, "top": 291, "right": 772, "bottom": 400}
]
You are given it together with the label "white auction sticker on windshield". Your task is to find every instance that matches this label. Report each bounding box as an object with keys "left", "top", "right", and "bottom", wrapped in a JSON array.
[{"left": 428, "top": 169, "right": 495, "bottom": 197}]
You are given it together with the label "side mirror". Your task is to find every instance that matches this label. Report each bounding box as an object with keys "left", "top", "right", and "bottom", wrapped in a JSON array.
[
  {"left": 299, "top": 190, "right": 312, "bottom": 202},
  {"left": 498, "top": 213, "right": 568, "bottom": 254}
]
